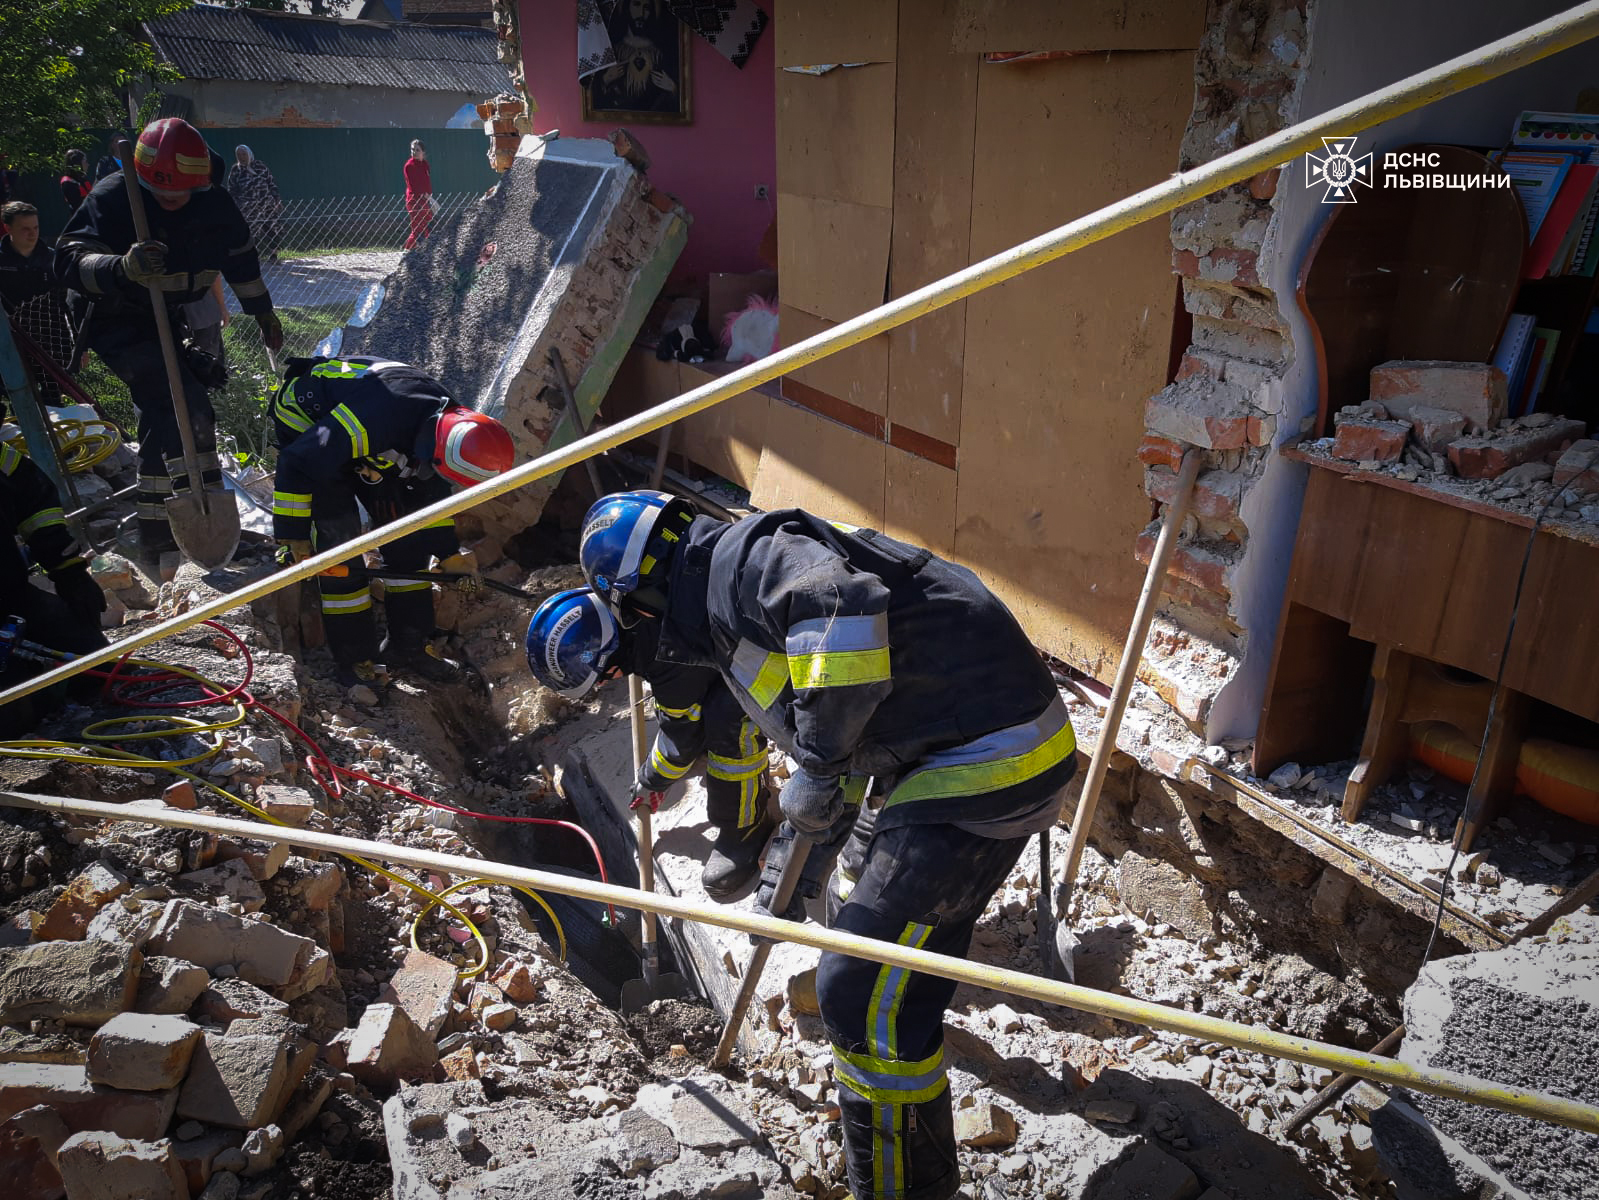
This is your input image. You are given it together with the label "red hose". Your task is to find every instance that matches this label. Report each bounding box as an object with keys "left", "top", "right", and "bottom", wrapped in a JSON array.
[{"left": 100, "top": 621, "right": 619, "bottom": 924}]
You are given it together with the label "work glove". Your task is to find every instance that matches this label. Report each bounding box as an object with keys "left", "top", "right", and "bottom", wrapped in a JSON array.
[
  {"left": 116, "top": 240, "right": 167, "bottom": 286},
  {"left": 255, "top": 310, "right": 284, "bottom": 352},
  {"left": 778, "top": 768, "right": 844, "bottom": 835},
  {"left": 754, "top": 812, "right": 856, "bottom": 925},
  {"left": 438, "top": 549, "right": 480, "bottom": 597},
  {"left": 48, "top": 563, "right": 106, "bottom": 624},
  {"left": 275, "top": 538, "right": 313, "bottom": 567},
  {"left": 629, "top": 758, "right": 680, "bottom": 813}
]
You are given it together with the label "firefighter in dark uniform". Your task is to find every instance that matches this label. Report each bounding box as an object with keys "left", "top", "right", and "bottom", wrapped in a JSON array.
[
  {"left": 55, "top": 118, "right": 282, "bottom": 561},
  {"left": 0, "top": 444, "right": 107, "bottom": 735},
  {"left": 579, "top": 491, "right": 1077, "bottom": 1200},
  {"left": 525, "top": 587, "right": 776, "bottom": 896},
  {"left": 269, "top": 356, "right": 514, "bottom": 687}
]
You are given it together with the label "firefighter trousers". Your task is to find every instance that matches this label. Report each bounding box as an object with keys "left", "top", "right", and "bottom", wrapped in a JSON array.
[
  {"left": 88, "top": 317, "right": 221, "bottom": 555},
  {"left": 817, "top": 822, "right": 1029, "bottom": 1200},
  {"left": 311, "top": 474, "right": 456, "bottom": 665}
]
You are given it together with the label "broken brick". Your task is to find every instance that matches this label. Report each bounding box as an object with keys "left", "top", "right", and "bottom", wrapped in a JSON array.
[
  {"left": 1553, "top": 439, "right": 1599, "bottom": 495},
  {"left": 1137, "top": 435, "right": 1189, "bottom": 470},
  {"left": 88, "top": 1014, "right": 203, "bottom": 1092},
  {"left": 36, "top": 863, "right": 131, "bottom": 942},
  {"left": 1370, "top": 360, "right": 1507, "bottom": 430},
  {"left": 1134, "top": 530, "right": 1236, "bottom": 598},
  {"left": 489, "top": 958, "right": 539, "bottom": 1005},
  {"left": 256, "top": 785, "right": 316, "bottom": 827},
  {"left": 1145, "top": 378, "right": 1251, "bottom": 450},
  {"left": 1145, "top": 466, "right": 1245, "bottom": 522},
  {"left": 344, "top": 1003, "right": 437, "bottom": 1088},
  {"left": 57, "top": 1131, "right": 189, "bottom": 1200},
  {"left": 1447, "top": 419, "right": 1585, "bottom": 479},
  {"left": 1331, "top": 416, "right": 1409, "bottom": 463},
  {"left": 439, "top": 1046, "right": 480, "bottom": 1081},
  {"left": 161, "top": 780, "right": 196, "bottom": 810},
  {"left": 954, "top": 1101, "right": 1018, "bottom": 1149},
  {"left": 378, "top": 949, "right": 457, "bottom": 1039},
  {"left": 1408, "top": 405, "right": 1468, "bottom": 454}
]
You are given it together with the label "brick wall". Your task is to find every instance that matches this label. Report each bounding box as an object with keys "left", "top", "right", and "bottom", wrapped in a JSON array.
[
  {"left": 1136, "top": 0, "right": 1310, "bottom": 735},
  {"left": 464, "top": 175, "right": 687, "bottom": 548}
]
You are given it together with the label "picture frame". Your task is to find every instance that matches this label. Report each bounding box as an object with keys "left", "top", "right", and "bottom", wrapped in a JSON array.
[{"left": 581, "top": 3, "right": 693, "bottom": 127}]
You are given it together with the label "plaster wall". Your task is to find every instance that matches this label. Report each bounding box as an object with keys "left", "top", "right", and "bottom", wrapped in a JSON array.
[
  {"left": 515, "top": 0, "right": 776, "bottom": 286},
  {"left": 169, "top": 79, "right": 479, "bottom": 129}
]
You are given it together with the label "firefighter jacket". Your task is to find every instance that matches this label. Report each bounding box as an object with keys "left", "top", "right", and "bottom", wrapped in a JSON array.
[
  {"left": 618, "top": 619, "right": 769, "bottom": 828},
  {"left": 0, "top": 444, "right": 88, "bottom": 601},
  {"left": 653, "top": 510, "right": 1077, "bottom": 837},
  {"left": 55, "top": 174, "right": 272, "bottom": 319},
  {"left": 269, "top": 358, "right": 453, "bottom": 542}
]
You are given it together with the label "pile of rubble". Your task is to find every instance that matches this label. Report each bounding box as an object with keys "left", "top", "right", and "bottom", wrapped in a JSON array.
[{"left": 1315, "top": 359, "right": 1599, "bottom": 526}]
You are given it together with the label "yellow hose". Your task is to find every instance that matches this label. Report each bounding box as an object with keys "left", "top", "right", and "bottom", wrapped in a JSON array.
[{"left": 6, "top": 417, "right": 121, "bottom": 473}]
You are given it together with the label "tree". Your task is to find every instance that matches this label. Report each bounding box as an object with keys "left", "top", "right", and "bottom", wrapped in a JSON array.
[{"left": 0, "top": 0, "right": 186, "bottom": 174}]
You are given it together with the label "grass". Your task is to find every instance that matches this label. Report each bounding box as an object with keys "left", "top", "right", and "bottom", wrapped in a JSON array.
[
  {"left": 70, "top": 301, "right": 355, "bottom": 471},
  {"left": 281, "top": 242, "right": 398, "bottom": 261}
]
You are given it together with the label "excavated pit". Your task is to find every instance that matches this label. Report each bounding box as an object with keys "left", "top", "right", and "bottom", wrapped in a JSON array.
[{"left": 1, "top": 515, "right": 1593, "bottom": 1200}]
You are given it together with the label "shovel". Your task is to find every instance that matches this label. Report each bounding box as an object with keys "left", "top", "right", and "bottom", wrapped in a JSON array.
[
  {"left": 118, "top": 139, "right": 240, "bottom": 569},
  {"left": 711, "top": 833, "right": 811, "bottom": 1068},
  {"left": 620, "top": 673, "right": 687, "bottom": 1014}
]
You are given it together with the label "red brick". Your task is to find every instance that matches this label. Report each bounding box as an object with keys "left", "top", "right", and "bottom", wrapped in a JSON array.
[
  {"left": 1369, "top": 361, "right": 1506, "bottom": 430},
  {"left": 1409, "top": 405, "right": 1467, "bottom": 453},
  {"left": 1134, "top": 531, "right": 1235, "bottom": 596},
  {"left": 1176, "top": 352, "right": 1223, "bottom": 382},
  {"left": 1247, "top": 414, "right": 1276, "bottom": 446},
  {"left": 1164, "top": 576, "right": 1238, "bottom": 626},
  {"left": 1173, "top": 246, "right": 1260, "bottom": 286},
  {"left": 1146, "top": 466, "right": 1245, "bottom": 522},
  {"left": 1146, "top": 380, "right": 1251, "bottom": 450},
  {"left": 1448, "top": 419, "right": 1586, "bottom": 479},
  {"left": 1137, "top": 435, "right": 1188, "bottom": 470},
  {"left": 1553, "top": 439, "right": 1599, "bottom": 494},
  {"left": 1331, "top": 416, "right": 1409, "bottom": 463},
  {"left": 1248, "top": 168, "right": 1280, "bottom": 200}
]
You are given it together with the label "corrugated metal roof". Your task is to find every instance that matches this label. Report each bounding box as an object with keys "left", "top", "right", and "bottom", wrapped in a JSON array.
[{"left": 144, "top": 5, "right": 512, "bottom": 95}]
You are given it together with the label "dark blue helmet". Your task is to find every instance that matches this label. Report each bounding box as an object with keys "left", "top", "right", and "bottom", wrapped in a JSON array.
[
  {"left": 524, "top": 587, "right": 619, "bottom": 699},
  {"left": 578, "top": 490, "right": 694, "bottom": 617}
]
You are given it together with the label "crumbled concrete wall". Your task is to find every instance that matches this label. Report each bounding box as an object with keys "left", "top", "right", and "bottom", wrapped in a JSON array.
[
  {"left": 339, "top": 136, "right": 689, "bottom": 550},
  {"left": 1137, "top": 0, "right": 1310, "bottom": 738}
]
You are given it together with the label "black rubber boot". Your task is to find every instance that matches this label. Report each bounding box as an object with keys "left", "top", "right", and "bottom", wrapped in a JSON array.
[{"left": 701, "top": 812, "right": 775, "bottom": 898}]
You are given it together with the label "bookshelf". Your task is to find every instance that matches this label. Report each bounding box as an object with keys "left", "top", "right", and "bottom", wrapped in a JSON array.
[{"left": 1514, "top": 272, "right": 1599, "bottom": 418}]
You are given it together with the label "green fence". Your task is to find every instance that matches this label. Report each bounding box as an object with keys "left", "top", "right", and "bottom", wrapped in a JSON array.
[{"left": 14, "top": 127, "right": 498, "bottom": 243}]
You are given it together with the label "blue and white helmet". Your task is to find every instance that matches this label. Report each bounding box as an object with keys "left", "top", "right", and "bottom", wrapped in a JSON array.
[
  {"left": 578, "top": 490, "right": 694, "bottom": 616},
  {"left": 524, "top": 587, "right": 620, "bottom": 699}
]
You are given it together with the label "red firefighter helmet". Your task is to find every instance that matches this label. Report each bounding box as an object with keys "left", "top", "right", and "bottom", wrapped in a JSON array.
[
  {"left": 133, "top": 119, "right": 213, "bottom": 192},
  {"left": 434, "top": 407, "right": 514, "bottom": 487}
]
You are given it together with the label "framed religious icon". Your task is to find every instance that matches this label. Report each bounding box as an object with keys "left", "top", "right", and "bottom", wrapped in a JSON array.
[{"left": 581, "top": 1, "right": 694, "bottom": 126}]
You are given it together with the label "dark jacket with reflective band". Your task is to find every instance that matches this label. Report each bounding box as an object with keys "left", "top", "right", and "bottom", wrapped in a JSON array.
[
  {"left": 654, "top": 510, "right": 1076, "bottom": 836},
  {"left": 0, "top": 445, "right": 85, "bottom": 599},
  {"left": 55, "top": 174, "right": 271, "bottom": 317},
  {"left": 269, "top": 358, "right": 452, "bottom": 541}
]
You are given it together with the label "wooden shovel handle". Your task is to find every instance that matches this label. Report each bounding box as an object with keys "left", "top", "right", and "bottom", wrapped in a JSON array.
[{"left": 116, "top": 138, "right": 208, "bottom": 515}]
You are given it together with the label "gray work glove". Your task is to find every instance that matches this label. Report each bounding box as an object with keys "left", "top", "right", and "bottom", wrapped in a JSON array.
[
  {"left": 779, "top": 768, "right": 843, "bottom": 835},
  {"left": 755, "top": 813, "right": 856, "bottom": 925},
  {"left": 117, "top": 240, "right": 168, "bottom": 286}
]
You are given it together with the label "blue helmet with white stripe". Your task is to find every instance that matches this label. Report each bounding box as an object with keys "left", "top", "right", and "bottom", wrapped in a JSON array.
[
  {"left": 524, "top": 588, "right": 620, "bottom": 699},
  {"left": 578, "top": 490, "right": 694, "bottom": 618}
]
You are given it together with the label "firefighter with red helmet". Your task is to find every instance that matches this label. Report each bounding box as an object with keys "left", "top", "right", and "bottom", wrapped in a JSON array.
[
  {"left": 269, "top": 356, "right": 515, "bottom": 687},
  {"left": 55, "top": 118, "right": 281, "bottom": 563}
]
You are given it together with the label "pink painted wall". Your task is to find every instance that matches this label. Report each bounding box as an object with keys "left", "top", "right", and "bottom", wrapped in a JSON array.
[{"left": 517, "top": 0, "right": 776, "bottom": 288}]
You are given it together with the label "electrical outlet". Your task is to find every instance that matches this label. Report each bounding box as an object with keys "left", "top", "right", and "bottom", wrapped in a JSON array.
[{"left": 754, "top": 183, "right": 769, "bottom": 200}]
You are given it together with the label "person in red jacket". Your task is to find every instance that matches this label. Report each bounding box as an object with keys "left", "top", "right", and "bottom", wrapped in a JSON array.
[
  {"left": 59, "top": 150, "right": 92, "bottom": 216},
  {"left": 403, "top": 139, "right": 432, "bottom": 251}
]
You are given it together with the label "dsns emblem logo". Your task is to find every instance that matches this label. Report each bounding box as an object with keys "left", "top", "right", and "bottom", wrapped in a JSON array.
[{"left": 1305, "top": 136, "right": 1373, "bottom": 204}]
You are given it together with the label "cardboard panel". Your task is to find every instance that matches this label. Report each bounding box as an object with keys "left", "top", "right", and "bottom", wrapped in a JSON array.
[
  {"left": 954, "top": 51, "right": 1192, "bottom": 679},
  {"left": 775, "top": 0, "right": 898, "bottom": 65},
  {"left": 673, "top": 387, "right": 772, "bottom": 490},
  {"left": 951, "top": 0, "right": 1206, "bottom": 52},
  {"left": 884, "top": 446, "right": 955, "bottom": 554},
  {"left": 751, "top": 399, "right": 886, "bottom": 528},
  {"left": 777, "top": 192, "right": 892, "bottom": 322},
  {"left": 781, "top": 304, "right": 889, "bottom": 416},
  {"left": 775, "top": 64, "right": 896, "bottom": 208},
  {"left": 887, "top": 0, "right": 978, "bottom": 446}
]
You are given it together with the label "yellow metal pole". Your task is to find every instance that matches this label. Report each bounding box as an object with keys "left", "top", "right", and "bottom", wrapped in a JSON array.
[
  {"left": 5, "top": 789, "right": 1596, "bottom": 1136},
  {"left": 4, "top": 1, "right": 1597, "bottom": 708}
]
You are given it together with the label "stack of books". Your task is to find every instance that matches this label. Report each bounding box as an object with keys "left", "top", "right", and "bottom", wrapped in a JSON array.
[
  {"left": 1500, "top": 111, "right": 1599, "bottom": 279},
  {"left": 1491, "top": 312, "right": 1557, "bottom": 418}
]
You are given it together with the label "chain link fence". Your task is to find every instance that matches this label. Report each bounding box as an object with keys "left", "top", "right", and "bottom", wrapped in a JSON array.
[{"left": 21, "top": 190, "right": 483, "bottom": 464}]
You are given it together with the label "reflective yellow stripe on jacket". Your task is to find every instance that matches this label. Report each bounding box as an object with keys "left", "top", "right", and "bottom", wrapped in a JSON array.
[
  {"left": 785, "top": 612, "right": 890, "bottom": 690},
  {"left": 729, "top": 638, "right": 789, "bottom": 709},
  {"left": 885, "top": 695, "right": 1076, "bottom": 808}
]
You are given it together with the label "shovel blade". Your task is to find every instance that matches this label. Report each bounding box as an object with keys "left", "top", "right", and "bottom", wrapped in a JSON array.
[{"left": 166, "top": 488, "right": 241, "bottom": 570}]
